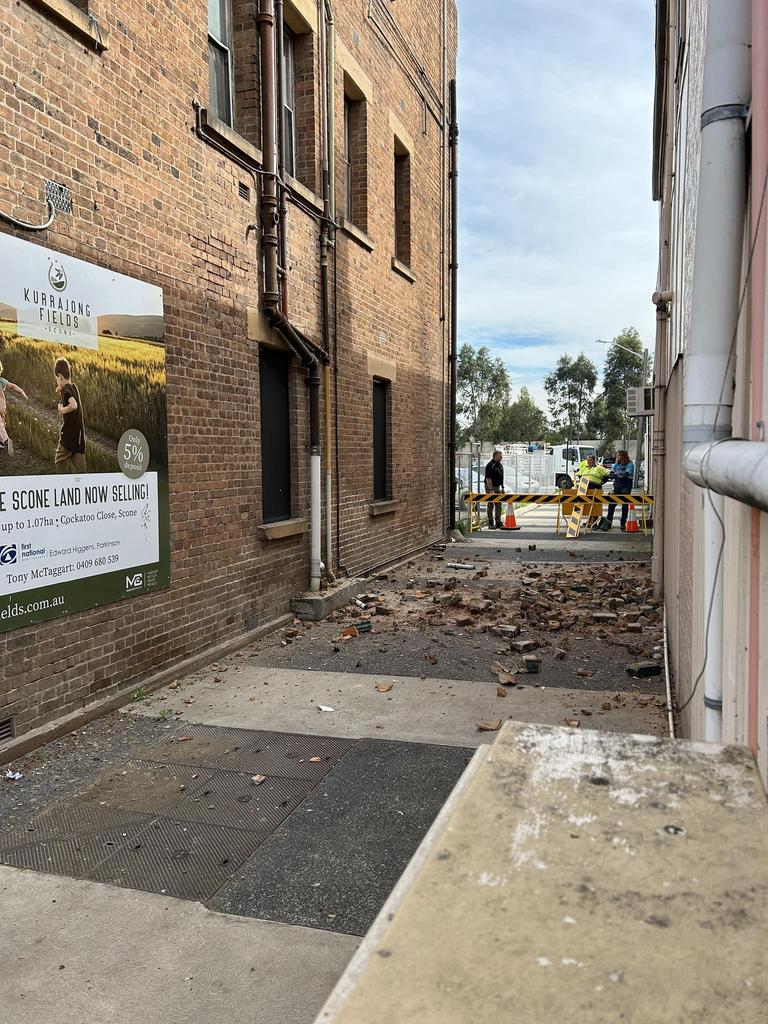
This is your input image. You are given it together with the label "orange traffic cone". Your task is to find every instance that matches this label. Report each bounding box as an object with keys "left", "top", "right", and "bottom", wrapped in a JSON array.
[
  {"left": 625, "top": 503, "right": 639, "bottom": 533},
  {"left": 503, "top": 500, "right": 521, "bottom": 530}
]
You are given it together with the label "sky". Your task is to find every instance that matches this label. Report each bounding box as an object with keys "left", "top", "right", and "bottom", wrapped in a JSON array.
[{"left": 456, "top": 0, "right": 658, "bottom": 410}]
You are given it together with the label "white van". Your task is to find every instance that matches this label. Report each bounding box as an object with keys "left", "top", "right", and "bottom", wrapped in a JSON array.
[{"left": 548, "top": 443, "right": 599, "bottom": 490}]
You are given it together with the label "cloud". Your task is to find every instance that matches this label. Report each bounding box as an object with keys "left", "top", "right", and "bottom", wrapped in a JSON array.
[{"left": 457, "top": 0, "right": 658, "bottom": 407}]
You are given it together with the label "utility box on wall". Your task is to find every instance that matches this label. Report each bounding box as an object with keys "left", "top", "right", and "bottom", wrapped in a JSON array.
[{"left": 626, "top": 386, "right": 654, "bottom": 417}]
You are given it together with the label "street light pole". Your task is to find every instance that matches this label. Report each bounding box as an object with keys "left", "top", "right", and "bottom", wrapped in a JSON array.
[{"left": 595, "top": 338, "right": 648, "bottom": 485}]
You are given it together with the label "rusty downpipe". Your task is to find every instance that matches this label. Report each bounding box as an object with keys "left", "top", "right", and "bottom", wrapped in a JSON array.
[{"left": 258, "top": 0, "right": 324, "bottom": 591}]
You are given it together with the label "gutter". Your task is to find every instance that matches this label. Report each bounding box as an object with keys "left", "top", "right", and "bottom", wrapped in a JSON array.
[{"left": 651, "top": 0, "right": 670, "bottom": 201}]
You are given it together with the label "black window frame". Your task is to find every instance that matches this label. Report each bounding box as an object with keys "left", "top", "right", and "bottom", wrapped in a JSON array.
[
  {"left": 260, "top": 347, "right": 293, "bottom": 524},
  {"left": 393, "top": 138, "right": 412, "bottom": 266},
  {"left": 372, "top": 378, "right": 390, "bottom": 501},
  {"left": 343, "top": 95, "right": 353, "bottom": 223}
]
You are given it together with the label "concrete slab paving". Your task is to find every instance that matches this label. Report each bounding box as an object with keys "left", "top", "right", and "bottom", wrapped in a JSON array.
[
  {"left": 210, "top": 738, "right": 473, "bottom": 935},
  {"left": 124, "top": 665, "right": 667, "bottom": 745},
  {"left": 0, "top": 865, "right": 357, "bottom": 1024},
  {"left": 317, "top": 724, "right": 768, "bottom": 1024}
]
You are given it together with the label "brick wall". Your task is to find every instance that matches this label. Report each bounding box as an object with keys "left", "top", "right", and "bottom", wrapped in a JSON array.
[{"left": 0, "top": 0, "right": 457, "bottom": 739}]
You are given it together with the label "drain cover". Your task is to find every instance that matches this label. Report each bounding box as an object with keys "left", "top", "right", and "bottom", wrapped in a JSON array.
[
  {"left": 88, "top": 818, "right": 261, "bottom": 900},
  {"left": 173, "top": 771, "right": 313, "bottom": 833}
]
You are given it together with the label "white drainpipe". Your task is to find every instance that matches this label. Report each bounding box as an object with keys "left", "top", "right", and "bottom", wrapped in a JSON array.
[{"left": 682, "top": 0, "right": 751, "bottom": 741}]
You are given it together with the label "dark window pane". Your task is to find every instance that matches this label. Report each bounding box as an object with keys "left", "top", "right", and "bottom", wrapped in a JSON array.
[
  {"left": 394, "top": 149, "right": 411, "bottom": 265},
  {"left": 260, "top": 349, "right": 292, "bottom": 523},
  {"left": 373, "top": 380, "right": 388, "bottom": 501},
  {"left": 209, "top": 40, "right": 232, "bottom": 125},
  {"left": 344, "top": 97, "right": 353, "bottom": 221},
  {"left": 284, "top": 108, "right": 296, "bottom": 177}
]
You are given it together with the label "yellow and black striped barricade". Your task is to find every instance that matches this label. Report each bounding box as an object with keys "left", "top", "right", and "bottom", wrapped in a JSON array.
[
  {"left": 463, "top": 492, "right": 654, "bottom": 536},
  {"left": 462, "top": 492, "right": 562, "bottom": 534},
  {"left": 559, "top": 491, "right": 655, "bottom": 536}
]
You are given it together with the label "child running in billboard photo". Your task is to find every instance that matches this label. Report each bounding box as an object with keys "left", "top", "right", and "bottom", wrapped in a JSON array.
[
  {"left": 0, "top": 360, "right": 29, "bottom": 457},
  {"left": 54, "top": 357, "right": 86, "bottom": 474}
]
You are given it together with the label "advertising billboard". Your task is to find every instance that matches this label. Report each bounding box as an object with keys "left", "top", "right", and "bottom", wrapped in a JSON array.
[{"left": 0, "top": 235, "right": 170, "bottom": 633}]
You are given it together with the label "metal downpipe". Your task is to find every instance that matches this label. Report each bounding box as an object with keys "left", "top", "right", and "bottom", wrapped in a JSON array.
[
  {"left": 259, "top": 0, "right": 323, "bottom": 592},
  {"left": 448, "top": 78, "right": 459, "bottom": 531},
  {"left": 682, "top": 0, "right": 751, "bottom": 741}
]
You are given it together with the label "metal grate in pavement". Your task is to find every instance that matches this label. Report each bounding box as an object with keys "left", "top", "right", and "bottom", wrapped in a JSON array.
[
  {"left": 231, "top": 734, "right": 357, "bottom": 782},
  {"left": 0, "top": 821, "right": 153, "bottom": 879},
  {"left": 172, "top": 771, "right": 314, "bottom": 833},
  {"left": 0, "top": 804, "right": 154, "bottom": 853},
  {"left": 87, "top": 817, "right": 261, "bottom": 901},
  {"left": 144, "top": 726, "right": 356, "bottom": 780},
  {"left": 72, "top": 761, "right": 214, "bottom": 816},
  {"left": 142, "top": 726, "right": 271, "bottom": 772}
]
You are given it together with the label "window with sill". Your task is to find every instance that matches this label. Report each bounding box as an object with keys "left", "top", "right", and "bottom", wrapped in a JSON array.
[
  {"left": 280, "top": 17, "right": 318, "bottom": 190},
  {"left": 394, "top": 136, "right": 411, "bottom": 267},
  {"left": 343, "top": 76, "right": 368, "bottom": 231},
  {"left": 260, "top": 347, "right": 292, "bottom": 524},
  {"left": 207, "top": 0, "right": 262, "bottom": 149},
  {"left": 372, "top": 378, "right": 391, "bottom": 502}
]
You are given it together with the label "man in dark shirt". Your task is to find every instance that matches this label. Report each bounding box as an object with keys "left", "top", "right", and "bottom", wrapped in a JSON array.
[
  {"left": 484, "top": 449, "right": 504, "bottom": 529},
  {"left": 54, "top": 357, "right": 86, "bottom": 474}
]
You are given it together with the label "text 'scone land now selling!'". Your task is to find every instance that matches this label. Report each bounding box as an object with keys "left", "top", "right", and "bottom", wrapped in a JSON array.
[{"left": 0, "top": 235, "right": 170, "bottom": 633}]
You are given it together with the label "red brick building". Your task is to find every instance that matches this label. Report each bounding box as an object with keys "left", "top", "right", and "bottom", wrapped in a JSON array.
[{"left": 0, "top": 0, "right": 457, "bottom": 743}]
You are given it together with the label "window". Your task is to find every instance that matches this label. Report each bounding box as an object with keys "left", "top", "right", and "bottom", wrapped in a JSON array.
[
  {"left": 394, "top": 137, "right": 411, "bottom": 266},
  {"left": 260, "top": 348, "right": 292, "bottom": 523},
  {"left": 282, "top": 25, "right": 298, "bottom": 178},
  {"left": 208, "top": 0, "right": 234, "bottom": 127},
  {"left": 675, "top": 0, "right": 687, "bottom": 70},
  {"left": 373, "top": 379, "right": 390, "bottom": 501},
  {"left": 343, "top": 77, "right": 368, "bottom": 229}
]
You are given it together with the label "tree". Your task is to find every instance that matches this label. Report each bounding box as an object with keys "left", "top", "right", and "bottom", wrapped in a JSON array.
[
  {"left": 597, "top": 328, "right": 645, "bottom": 448},
  {"left": 543, "top": 353, "right": 598, "bottom": 437},
  {"left": 497, "top": 387, "right": 548, "bottom": 442},
  {"left": 456, "top": 343, "right": 510, "bottom": 442}
]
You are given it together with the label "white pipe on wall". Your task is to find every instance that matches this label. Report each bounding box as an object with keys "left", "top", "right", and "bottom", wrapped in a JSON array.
[
  {"left": 682, "top": 0, "right": 751, "bottom": 742},
  {"left": 311, "top": 452, "right": 322, "bottom": 591},
  {"left": 682, "top": 0, "right": 751, "bottom": 453}
]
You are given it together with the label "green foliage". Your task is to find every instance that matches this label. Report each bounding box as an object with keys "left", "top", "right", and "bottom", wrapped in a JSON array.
[
  {"left": 543, "top": 353, "right": 598, "bottom": 436},
  {"left": 0, "top": 333, "right": 167, "bottom": 464},
  {"left": 595, "top": 328, "right": 646, "bottom": 448},
  {"left": 8, "top": 401, "right": 116, "bottom": 473},
  {"left": 497, "top": 387, "right": 548, "bottom": 442},
  {"left": 457, "top": 344, "right": 510, "bottom": 442}
]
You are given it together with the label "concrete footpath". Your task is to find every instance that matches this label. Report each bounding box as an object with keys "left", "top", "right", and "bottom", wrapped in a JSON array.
[
  {"left": 0, "top": 868, "right": 356, "bottom": 1024},
  {"left": 0, "top": 513, "right": 670, "bottom": 1023}
]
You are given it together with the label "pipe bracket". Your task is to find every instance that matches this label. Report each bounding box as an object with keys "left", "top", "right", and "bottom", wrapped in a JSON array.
[
  {"left": 703, "top": 696, "right": 723, "bottom": 712},
  {"left": 700, "top": 104, "right": 748, "bottom": 130}
]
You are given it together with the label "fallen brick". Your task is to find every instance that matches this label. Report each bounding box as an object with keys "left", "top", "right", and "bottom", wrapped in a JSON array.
[{"left": 626, "top": 661, "right": 662, "bottom": 678}]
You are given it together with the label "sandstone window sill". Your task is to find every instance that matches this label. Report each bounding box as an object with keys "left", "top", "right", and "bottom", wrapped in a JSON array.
[
  {"left": 200, "top": 108, "right": 264, "bottom": 167},
  {"left": 369, "top": 499, "right": 399, "bottom": 517},
  {"left": 341, "top": 219, "right": 375, "bottom": 253},
  {"left": 285, "top": 173, "right": 324, "bottom": 213},
  {"left": 391, "top": 257, "right": 416, "bottom": 283},
  {"left": 27, "top": 0, "right": 109, "bottom": 51},
  {"left": 258, "top": 518, "right": 307, "bottom": 540}
]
